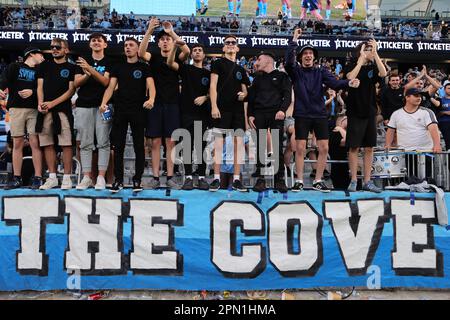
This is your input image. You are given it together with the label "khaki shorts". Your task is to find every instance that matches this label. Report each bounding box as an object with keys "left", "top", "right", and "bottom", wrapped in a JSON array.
[
  {"left": 9, "top": 108, "right": 38, "bottom": 137},
  {"left": 39, "top": 112, "right": 72, "bottom": 147}
]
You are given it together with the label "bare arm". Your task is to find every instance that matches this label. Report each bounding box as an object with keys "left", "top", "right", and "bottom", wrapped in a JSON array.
[
  {"left": 162, "top": 21, "right": 190, "bottom": 62},
  {"left": 74, "top": 73, "right": 90, "bottom": 88},
  {"left": 37, "top": 78, "right": 44, "bottom": 106},
  {"left": 100, "top": 77, "right": 118, "bottom": 110},
  {"left": 147, "top": 77, "right": 156, "bottom": 103},
  {"left": 139, "top": 18, "right": 160, "bottom": 61},
  {"left": 425, "top": 75, "right": 442, "bottom": 95},
  {"left": 428, "top": 123, "right": 442, "bottom": 153},
  {"left": 210, "top": 73, "right": 218, "bottom": 110},
  {"left": 384, "top": 127, "right": 395, "bottom": 148},
  {"left": 166, "top": 40, "right": 182, "bottom": 71},
  {"left": 46, "top": 81, "right": 75, "bottom": 110}
]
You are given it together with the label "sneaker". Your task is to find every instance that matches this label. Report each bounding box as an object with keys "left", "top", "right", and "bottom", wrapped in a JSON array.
[
  {"left": 232, "top": 179, "right": 247, "bottom": 192},
  {"left": 182, "top": 177, "right": 194, "bottom": 190},
  {"left": 292, "top": 181, "right": 303, "bottom": 192},
  {"left": 166, "top": 178, "right": 182, "bottom": 190},
  {"left": 147, "top": 178, "right": 161, "bottom": 189},
  {"left": 312, "top": 180, "right": 331, "bottom": 193},
  {"left": 110, "top": 180, "right": 123, "bottom": 193},
  {"left": 40, "top": 177, "right": 59, "bottom": 190},
  {"left": 76, "top": 176, "right": 93, "bottom": 190},
  {"left": 94, "top": 175, "right": 106, "bottom": 190},
  {"left": 347, "top": 180, "right": 357, "bottom": 192},
  {"left": 132, "top": 179, "right": 143, "bottom": 192},
  {"left": 253, "top": 178, "right": 266, "bottom": 193},
  {"left": 61, "top": 176, "right": 73, "bottom": 190},
  {"left": 209, "top": 179, "right": 220, "bottom": 191},
  {"left": 362, "top": 180, "right": 382, "bottom": 193},
  {"left": 197, "top": 178, "right": 209, "bottom": 190},
  {"left": 5, "top": 176, "right": 22, "bottom": 190},
  {"left": 31, "top": 176, "right": 43, "bottom": 189},
  {"left": 275, "top": 179, "right": 288, "bottom": 193}
]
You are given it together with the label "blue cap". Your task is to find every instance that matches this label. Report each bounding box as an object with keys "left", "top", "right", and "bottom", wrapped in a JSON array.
[{"left": 405, "top": 88, "right": 422, "bottom": 96}]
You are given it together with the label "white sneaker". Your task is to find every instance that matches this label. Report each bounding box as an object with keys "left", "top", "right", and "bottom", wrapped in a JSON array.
[
  {"left": 76, "top": 175, "right": 92, "bottom": 190},
  {"left": 39, "top": 177, "right": 59, "bottom": 190},
  {"left": 95, "top": 175, "right": 106, "bottom": 190},
  {"left": 61, "top": 176, "right": 73, "bottom": 190}
]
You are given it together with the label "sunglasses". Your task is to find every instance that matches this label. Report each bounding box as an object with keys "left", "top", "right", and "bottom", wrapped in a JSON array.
[
  {"left": 50, "top": 45, "right": 63, "bottom": 50},
  {"left": 224, "top": 41, "right": 237, "bottom": 46}
]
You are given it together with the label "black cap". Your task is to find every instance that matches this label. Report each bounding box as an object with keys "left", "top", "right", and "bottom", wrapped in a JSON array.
[
  {"left": 257, "top": 51, "right": 276, "bottom": 60},
  {"left": 23, "top": 47, "right": 42, "bottom": 58},
  {"left": 296, "top": 44, "right": 318, "bottom": 62},
  {"left": 405, "top": 88, "right": 422, "bottom": 96}
]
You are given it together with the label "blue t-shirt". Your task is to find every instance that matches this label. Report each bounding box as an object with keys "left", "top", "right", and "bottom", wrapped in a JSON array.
[{"left": 439, "top": 96, "right": 450, "bottom": 122}]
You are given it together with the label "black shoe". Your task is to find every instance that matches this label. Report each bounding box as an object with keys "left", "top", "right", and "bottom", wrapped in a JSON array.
[
  {"left": 275, "top": 179, "right": 288, "bottom": 193},
  {"left": 5, "top": 176, "right": 22, "bottom": 190},
  {"left": 232, "top": 179, "right": 247, "bottom": 192},
  {"left": 197, "top": 178, "right": 209, "bottom": 190},
  {"left": 132, "top": 179, "right": 142, "bottom": 192},
  {"left": 312, "top": 180, "right": 331, "bottom": 193},
  {"left": 292, "top": 181, "right": 303, "bottom": 192},
  {"left": 251, "top": 168, "right": 261, "bottom": 178},
  {"left": 182, "top": 177, "right": 194, "bottom": 190},
  {"left": 31, "top": 176, "right": 43, "bottom": 189},
  {"left": 309, "top": 169, "right": 316, "bottom": 178},
  {"left": 209, "top": 179, "right": 220, "bottom": 191},
  {"left": 111, "top": 180, "right": 123, "bottom": 193},
  {"left": 252, "top": 178, "right": 266, "bottom": 193}
]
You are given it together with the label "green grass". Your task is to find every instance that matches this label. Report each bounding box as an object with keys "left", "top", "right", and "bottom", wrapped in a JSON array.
[{"left": 198, "top": 0, "right": 366, "bottom": 20}]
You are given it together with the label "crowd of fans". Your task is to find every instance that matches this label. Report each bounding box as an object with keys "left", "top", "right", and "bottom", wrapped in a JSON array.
[{"left": 0, "top": 5, "right": 449, "bottom": 40}]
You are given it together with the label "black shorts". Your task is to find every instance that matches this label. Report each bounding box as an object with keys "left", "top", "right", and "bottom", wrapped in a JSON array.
[
  {"left": 212, "top": 111, "right": 245, "bottom": 131},
  {"left": 145, "top": 103, "right": 180, "bottom": 138},
  {"left": 346, "top": 116, "right": 377, "bottom": 148},
  {"left": 302, "top": 0, "right": 319, "bottom": 10},
  {"left": 295, "top": 117, "right": 329, "bottom": 140}
]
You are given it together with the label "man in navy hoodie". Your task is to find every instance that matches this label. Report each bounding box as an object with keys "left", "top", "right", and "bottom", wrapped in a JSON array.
[{"left": 285, "top": 28, "right": 360, "bottom": 192}]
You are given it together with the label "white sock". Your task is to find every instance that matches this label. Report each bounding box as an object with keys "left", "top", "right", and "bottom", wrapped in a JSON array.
[
  {"left": 313, "top": 179, "right": 322, "bottom": 184},
  {"left": 49, "top": 173, "right": 57, "bottom": 179},
  {"left": 214, "top": 174, "right": 220, "bottom": 181},
  {"left": 63, "top": 174, "right": 71, "bottom": 180},
  {"left": 186, "top": 175, "right": 193, "bottom": 179},
  {"left": 233, "top": 175, "right": 240, "bottom": 181},
  {"left": 295, "top": 179, "right": 303, "bottom": 184},
  {"left": 199, "top": 176, "right": 205, "bottom": 180}
]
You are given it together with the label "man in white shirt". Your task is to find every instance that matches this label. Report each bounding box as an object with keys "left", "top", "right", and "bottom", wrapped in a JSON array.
[{"left": 385, "top": 88, "right": 442, "bottom": 153}]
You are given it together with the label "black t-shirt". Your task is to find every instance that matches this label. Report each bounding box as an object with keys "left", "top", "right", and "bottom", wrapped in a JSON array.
[
  {"left": 344, "top": 64, "right": 382, "bottom": 118},
  {"left": 37, "top": 60, "right": 76, "bottom": 112},
  {"left": 178, "top": 63, "right": 210, "bottom": 118},
  {"left": 0, "top": 62, "right": 39, "bottom": 109},
  {"left": 110, "top": 61, "right": 152, "bottom": 113},
  {"left": 149, "top": 52, "right": 181, "bottom": 104},
  {"left": 211, "top": 57, "right": 250, "bottom": 113},
  {"left": 75, "top": 56, "right": 111, "bottom": 108}
]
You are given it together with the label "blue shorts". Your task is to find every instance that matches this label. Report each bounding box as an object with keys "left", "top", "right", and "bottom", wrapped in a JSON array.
[{"left": 145, "top": 103, "right": 180, "bottom": 138}]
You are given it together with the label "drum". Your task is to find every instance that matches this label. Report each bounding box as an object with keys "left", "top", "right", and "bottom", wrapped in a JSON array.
[{"left": 358, "top": 148, "right": 407, "bottom": 178}]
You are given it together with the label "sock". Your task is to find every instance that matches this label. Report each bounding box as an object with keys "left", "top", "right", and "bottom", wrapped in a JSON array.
[
  {"left": 313, "top": 179, "right": 322, "bottom": 184},
  {"left": 186, "top": 175, "right": 193, "bottom": 179},
  {"left": 49, "top": 173, "right": 57, "bottom": 179},
  {"left": 258, "top": 1, "right": 263, "bottom": 14},
  {"left": 167, "top": 175, "right": 173, "bottom": 181},
  {"left": 196, "top": 0, "right": 201, "bottom": 10},
  {"left": 282, "top": 3, "right": 287, "bottom": 14},
  {"left": 326, "top": 9, "right": 331, "bottom": 19},
  {"left": 153, "top": 176, "right": 160, "bottom": 181},
  {"left": 236, "top": 0, "right": 241, "bottom": 14},
  {"left": 295, "top": 179, "right": 303, "bottom": 184},
  {"left": 228, "top": 0, "right": 234, "bottom": 13},
  {"left": 63, "top": 174, "right": 71, "bottom": 180},
  {"left": 214, "top": 174, "right": 220, "bottom": 181},
  {"left": 233, "top": 175, "right": 240, "bottom": 181},
  {"left": 287, "top": 8, "right": 292, "bottom": 17}
]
